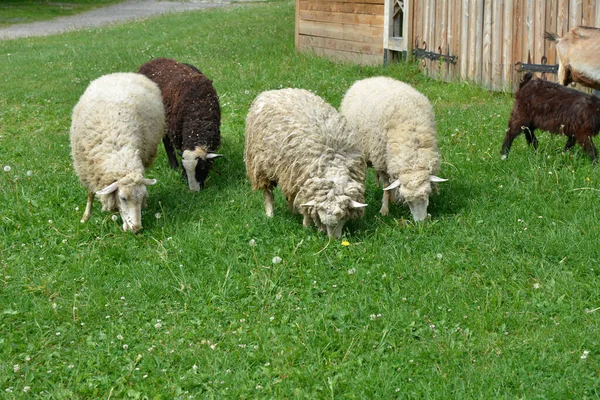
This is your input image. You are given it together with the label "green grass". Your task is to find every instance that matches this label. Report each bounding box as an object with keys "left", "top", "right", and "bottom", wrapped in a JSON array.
[
  {"left": 1, "top": 1, "right": 600, "bottom": 398},
  {"left": 0, "top": 0, "right": 124, "bottom": 27}
]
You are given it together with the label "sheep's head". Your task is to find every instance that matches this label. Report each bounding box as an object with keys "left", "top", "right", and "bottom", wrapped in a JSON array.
[
  {"left": 384, "top": 173, "right": 447, "bottom": 221},
  {"left": 96, "top": 175, "right": 157, "bottom": 233},
  {"left": 181, "top": 147, "right": 222, "bottom": 191},
  {"left": 297, "top": 178, "right": 367, "bottom": 239}
]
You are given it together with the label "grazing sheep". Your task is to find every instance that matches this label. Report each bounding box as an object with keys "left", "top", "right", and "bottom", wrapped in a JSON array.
[
  {"left": 340, "top": 76, "right": 446, "bottom": 221},
  {"left": 545, "top": 26, "right": 600, "bottom": 91},
  {"left": 138, "top": 58, "right": 222, "bottom": 191},
  {"left": 501, "top": 72, "right": 600, "bottom": 162},
  {"left": 244, "top": 88, "right": 368, "bottom": 239},
  {"left": 70, "top": 72, "right": 165, "bottom": 232}
]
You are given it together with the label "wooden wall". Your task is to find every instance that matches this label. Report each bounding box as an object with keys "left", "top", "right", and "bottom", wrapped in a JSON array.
[
  {"left": 295, "top": 0, "right": 385, "bottom": 65},
  {"left": 411, "top": 0, "right": 600, "bottom": 91}
]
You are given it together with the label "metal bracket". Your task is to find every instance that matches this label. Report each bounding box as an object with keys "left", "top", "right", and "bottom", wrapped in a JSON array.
[
  {"left": 412, "top": 41, "right": 457, "bottom": 64},
  {"left": 514, "top": 56, "right": 558, "bottom": 74}
]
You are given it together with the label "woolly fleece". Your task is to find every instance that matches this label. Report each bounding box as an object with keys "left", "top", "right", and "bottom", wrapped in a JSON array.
[
  {"left": 244, "top": 88, "right": 367, "bottom": 236},
  {"left": 340, "top": 76, "right": 441, "bottom": 216},
  {"left": 70, "top": 72, "right": 165, "bottom": 213}
]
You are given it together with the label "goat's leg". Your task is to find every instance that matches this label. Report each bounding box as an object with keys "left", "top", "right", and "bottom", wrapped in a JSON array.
[
  {"left": 81, "top": 191, "right": 94, "bottom": 223},
  {"left": 564, "top": 136, "right": 577, "bottom": 151},
  {"left": 380, "top": 190, "right": 391, "bottom": 216},
  {"left": 578, "top": 136, "right": 598, "bottom": 163},
  {"left": 523, "top": 125, "right": 538, "bottom": 150},
  {"left": 163, "top": 136, "right": 179, "bottom": 169},
  {"left": 501, "top": 122, "right": 527, "bottom": 158}
]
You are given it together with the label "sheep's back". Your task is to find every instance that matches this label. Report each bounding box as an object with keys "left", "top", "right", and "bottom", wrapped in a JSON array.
[
  {"left": 70, "top": 72, "right": 165, "bottom": 189},
  {"left": 245, "top": 88, "right": 362, "bottom": 197}
]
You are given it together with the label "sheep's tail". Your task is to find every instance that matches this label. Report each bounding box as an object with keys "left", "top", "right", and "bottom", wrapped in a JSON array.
[
  {"left": 519, "top": 72, "right": 534, "bottom": 88},
  {"left": 544, "top": 31, "right": 560, "bottom": 43}
]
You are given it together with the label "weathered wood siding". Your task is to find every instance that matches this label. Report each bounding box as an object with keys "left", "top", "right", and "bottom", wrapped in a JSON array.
[
  {"left": 295, "top": 0, "right": 385, "bottom": 65},
  {"left": 411, "top": 0, "right": 600, "bottom": 91}
]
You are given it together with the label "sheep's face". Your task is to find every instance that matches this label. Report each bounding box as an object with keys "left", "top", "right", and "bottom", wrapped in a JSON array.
[
  {"left": 182, "top": 148, "right": 222, "bottom": 192},
  {"left": 384, "top": 174, "right": 447, "bottom": 221},
  {"left": 299, "top": 183, "right": 367, "bottom": 238},
  {"left": 96, "top": 178, "right": 157, "bottom": 233}
]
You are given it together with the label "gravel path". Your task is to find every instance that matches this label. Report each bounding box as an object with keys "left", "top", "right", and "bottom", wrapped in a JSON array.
[{"left": 0, "top": 0, "right": 232, "bottom": 40}]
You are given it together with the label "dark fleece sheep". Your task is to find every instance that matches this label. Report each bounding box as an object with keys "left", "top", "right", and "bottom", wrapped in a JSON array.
[
  {"left": 138, "top": 58, "right": 222, "bottom": 191},
  {"left": 501, "top": 72, "right": 600, "bottom": 162}
]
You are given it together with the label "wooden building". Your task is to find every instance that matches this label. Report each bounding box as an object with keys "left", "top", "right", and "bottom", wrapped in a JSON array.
[{"left": 295, "top": 0, "right": 600, "bottom": 91}]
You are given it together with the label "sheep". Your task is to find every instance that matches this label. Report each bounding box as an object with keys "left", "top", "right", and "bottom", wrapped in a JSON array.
[
  {"left": 545, "top": 26, "right": 600, "bottom": 91},
  {"left": 70, "top": 72, "right": 165, "bottom": 232},
  {"left": 501, "top": 72, "right": 600, "bottom": 162},
  {"left": 138, "top": 58, "right": 222, "bottom": 191},
  {"left": 340, "top": 76, "right": 446, "bottom": 221},
  {"left": 244, "top": 88, "right": 368, "bottom": 239}
]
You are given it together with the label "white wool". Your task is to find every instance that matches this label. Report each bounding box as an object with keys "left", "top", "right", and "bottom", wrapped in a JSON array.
[
  {"left": 244, "top": 88, "right": 367, "bottom": 238},
  {"left": 340, "top": 76, "right": 442, "bottom": 219},
  {"left": 70, "top": 72, "right": 165, "bottom": 229}
]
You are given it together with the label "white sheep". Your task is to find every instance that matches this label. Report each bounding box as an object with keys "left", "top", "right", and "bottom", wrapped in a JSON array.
[
  {"left": 70, "top": 72, "right": 165, "bottom": 232},
  {"left": 244, "top": 88, "right": 368, "bottom": 239},
  {"left": 340, "top": 76, "right": 446, "bottom": 221}
]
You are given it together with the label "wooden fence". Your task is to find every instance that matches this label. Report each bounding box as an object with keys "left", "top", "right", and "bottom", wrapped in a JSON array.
[
  {"left": 295, "top": 0, "right": 385, "bottom": 65},
  {"left": 296, "top": 0, "right": 600, "bottom": 92},
  {"left": 402, "top": 0, "right": 600, "bottom": 91}
]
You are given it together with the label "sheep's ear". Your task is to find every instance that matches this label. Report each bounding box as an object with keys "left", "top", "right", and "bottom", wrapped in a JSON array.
[
  {"left": 299, "top": 200, "right": 317, "bottom": 207},
  {"left": 143, "top": 178, "right": 157, "bottom": 186},
  {"left": 430, "top": 175, "right": 448, "bottom": 183},
  {"left": 383, "top": 179, "right": 401, "bottom": 191},
  {"left": 350, "top": 200, "right": 368, "bottom": 208},
  {"left": 206, "top": 153, "right": 223, "bottom": 160},
  {"left": 96, "top": 181, "right": 119, "bottom": 195}
]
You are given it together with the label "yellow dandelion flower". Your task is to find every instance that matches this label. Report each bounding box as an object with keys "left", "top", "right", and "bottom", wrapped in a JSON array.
[{"left": 341, "top": 240, "right": 350, "bottom": 246}]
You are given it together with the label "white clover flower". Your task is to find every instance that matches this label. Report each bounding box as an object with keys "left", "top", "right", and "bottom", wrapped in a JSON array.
[
  {"left": 155, "top": 213, "right": 161, "bottom": 219},
  {"left": 117, "top": 334, "right": 123, "bottom": 340},
  {"left": 193, "top": 364, "right": 198, "bottom": 371},
  {"left": 581, "top": 350, "right": 590, "bottom": 360},
  {"left": 370, "top": 314, "right": 376, "bottom": 321},
  {"left": 436, "top": 253, "right": 443, "bottom": 260},
  {"left": 26, "top": 170, "right": 33, "bottom": 177},
  {"left": 249, "top": 239, "right": 256, "bottom": 247},
  {"left": 111, "top": 215, "right": 118, "bottom": 222},
  {"left": 23, "top": 386, "right": 30, "bottom": 393},
  {"left": 272, "top": 256, "right": 282, "bottom": 264},
  {"left": 123, "top": 344, "right": 129, "bottom": 350},
  {"left": 3, "top": 165, "right": 11, "bottom": 172},
  {"left": 154, "top": 322, "right": 162, "bottom": 329},
  {"left": 244, "top": 90, "right": 250, "bottom": 95},
  {"left": 13, "top": 364, "right": 20, "bottom": 373},
  {"left": 348, "top": 268, "right": 356, "bottom": 275}
]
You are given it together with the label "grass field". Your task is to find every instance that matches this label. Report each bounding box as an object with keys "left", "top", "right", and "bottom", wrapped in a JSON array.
[{"left": 1, "top": 1, "right": 599, "bottom": 397}]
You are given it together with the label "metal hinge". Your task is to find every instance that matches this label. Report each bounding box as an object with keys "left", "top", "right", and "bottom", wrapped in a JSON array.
[{"left": 412, "top": 41, "right": 457, "bottom": 64}]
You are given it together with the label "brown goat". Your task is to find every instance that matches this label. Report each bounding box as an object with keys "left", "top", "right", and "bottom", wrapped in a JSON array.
[
  {"left": 545, "top": 26, "right": 600, "bottom": 90},
  {"left": 501, "top": 72, "right": 600, "bottom": 162}
]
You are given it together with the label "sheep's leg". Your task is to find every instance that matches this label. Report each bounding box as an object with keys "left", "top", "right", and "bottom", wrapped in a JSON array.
[
  {"left": 380, "top": 190, "right": 390, "bottom": 216},
  {"left": 302, "top": 213, "right": 311, "bottom": 227},
  {"left": 263, "top": 188, "right": 274, "bottom": 217},
  {"left": 163, "top": 137, "right": 179, "bottom": 169},
  {"left": 523, "top": 125, "right": 538, "bottom": 150},
  {"left": 564, "top": 136, "right": 577, "bottom": 151},
  {"left": 81, "top": 191, "right": 94, "bottom": 223},
  {"left": 578, "top": 136, "right": 598, "bottom": 163}
]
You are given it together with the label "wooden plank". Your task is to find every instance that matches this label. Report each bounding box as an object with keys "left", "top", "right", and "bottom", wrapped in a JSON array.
[
  {"left": 299, "top": 1, "right": 384, "bottom": 15},
  {"left": 298, "top": 20, "right": 383, "bottom": 44},
  {"left": 491, "top": 1, "right": 503, "bottom": 91},
  {"left": 382, "top": 0, "right": 390, "bottom": 50},
  {"left": 299, "top": 9, "right": 384, "bottom": 26},
  {"left": 503, "top": 0, "right": 514, "bottom": 90},
  {"left": 534, "top": 0, "right": 545, "bottom": 68},
  {"left": 297, "top": 34, "right": 383, "bottom": 55},
  {"left": 460, "top": 0, "right": 469, "bottom": 79},
  {"left": 482, "top": 0, "right": 492, "bottom": 89},
  {"left": 582, "top": 0, "right": 595, "bottom": 26},
  {"left": 545, "top": 0, "right": 558, "bottom": 69},
  {"left": 320, "top": 0, "right": 384, "bottom": 4},
  {"left": 557, "top": 0, "right": 568, "bottom": 34},
  {"left": 298, "top": 45, "right": 383, "bottom": 65},
  {"left": 570, "top": 0, "right": 582, "bottom": 29},
  {"left": 295, "top": 0, "right": 301, "bottom": 49}
]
